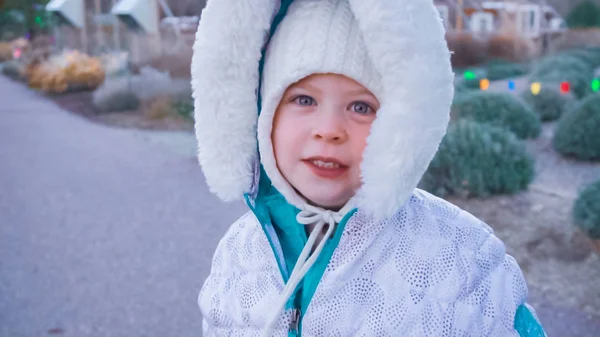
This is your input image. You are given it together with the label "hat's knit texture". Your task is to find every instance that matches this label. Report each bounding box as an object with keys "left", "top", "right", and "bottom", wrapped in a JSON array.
[
  {"left": 261, "top": 0, "right": 382, "bottom": 100},
  {"left": 258, "top": 0, "right": 381, "bottom": 211}
]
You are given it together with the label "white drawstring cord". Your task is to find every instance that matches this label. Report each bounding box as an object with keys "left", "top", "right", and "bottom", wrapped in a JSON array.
[{"left": 261, "top": 204, "right": 351, "bottom": 337}]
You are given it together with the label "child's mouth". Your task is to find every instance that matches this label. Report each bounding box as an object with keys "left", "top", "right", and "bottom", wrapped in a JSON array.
[{"left": 303, "top": 157, "right": 348, "bottom": 179}]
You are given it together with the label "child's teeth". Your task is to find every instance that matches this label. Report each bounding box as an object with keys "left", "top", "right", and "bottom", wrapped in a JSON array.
[{"left": 312, "top": 160, "right": 340, "bottom": 168}]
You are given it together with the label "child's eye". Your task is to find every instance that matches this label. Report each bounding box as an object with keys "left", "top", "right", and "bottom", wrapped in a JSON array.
[
  {"left": 351, "top": 101, "right": 373, "bottom": 115},
  {"left": 293, "top": 95, "right": 315, "bottom": 106}
]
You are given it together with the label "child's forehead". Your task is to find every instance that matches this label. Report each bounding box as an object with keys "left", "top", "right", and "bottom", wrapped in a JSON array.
[{"left": 288, "top": 73, "right": 376, "bottom": 96}]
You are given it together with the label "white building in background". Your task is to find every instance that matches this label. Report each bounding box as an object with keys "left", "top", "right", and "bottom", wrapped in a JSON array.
[
  {"left": 480, "top": 1, "right": 566, "bottom": 38},
  {"left": 470, "top": 9, "right": 494, "bottom": 34},
  {"left": 112, "top": 0, "right": 159, "bottom": 34},
  {"left": 434, "top": 0, "right": 566, "bottom": 38},
  {"left": 46, "top": 0, "right": 85, "bottom": 28}
]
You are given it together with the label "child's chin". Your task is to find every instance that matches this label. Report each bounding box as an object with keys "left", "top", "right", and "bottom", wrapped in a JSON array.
[{"left": 302, "top": 191, "right": 349, "bottom": 211}]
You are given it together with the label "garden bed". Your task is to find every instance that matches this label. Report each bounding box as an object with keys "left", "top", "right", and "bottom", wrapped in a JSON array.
[
  {"left": 47, "top": 89, "right": 194, "bottom": 132},
  {"left": 448, "top": 121, "right": 600, "bottom": 319}
]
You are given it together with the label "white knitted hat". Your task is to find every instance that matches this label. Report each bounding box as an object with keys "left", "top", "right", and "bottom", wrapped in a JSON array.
[
  {"left": 257, "top": 0, "right": 382, "bottom": 211},
  {"left": 261, "top": 0, "right": 382, "bottom": 100}
]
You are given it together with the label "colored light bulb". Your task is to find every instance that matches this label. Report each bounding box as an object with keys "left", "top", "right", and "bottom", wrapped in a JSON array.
[
  {"left": 480, "top": 79, "right": 490, "bottom": 91},
  {"left": 508, "top": 80, "right": 515, "bottom": 91},
  {"left": 592, "top": 79, "right": 600, "bottom": 92},
  {"left": 531, "top": 82, "right": 541, "bottom": 95},
  {"left": 464, "top": 70, "right": 476, "bottom": 81},
  {"left": 560, "top": 81, "right": 570, "bottom": 94}
]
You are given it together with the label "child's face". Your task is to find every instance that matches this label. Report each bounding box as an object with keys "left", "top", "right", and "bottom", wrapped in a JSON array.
[{"left": 272, "top": 73, "right": 379, "bottom": 210}]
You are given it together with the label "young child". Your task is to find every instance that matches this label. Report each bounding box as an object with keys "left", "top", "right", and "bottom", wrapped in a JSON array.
[{"left": 191, "top": 0, "right": 547, "bottom": 336}]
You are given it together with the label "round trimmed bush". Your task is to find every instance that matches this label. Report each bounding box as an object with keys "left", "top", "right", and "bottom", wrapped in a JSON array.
[
  {"left": 566, "top": 0, "right": 600, "bottom": 29},
  {"left": 454, "top": 81, "right": 472, "bottom": 95},
  {"left": 452, "top": 91, "right": 541, "bottom": 139},
  {"left": 585, "top": 46, "right": 600, "bottom": 60},
  {"left": 560, "top": 48, "right": 600, "bottom": 68},
  {"left": 553, "top": 92, "right": 600, "bottom": 160},
  {"left": 484, "top": 59, "right": 529, "bottom": 81},
  {"left": 173, "top": 95, "right": 194, "bottom": 120},
  {"left": 456, "top": 67, "right": 487, "bottom": 90},
  {"left": 1, "top": 59, "right": 25, "bottom": 81},
  {"left": 462, "top": 78, "right": 482, "bottom": 89},
  {"left": 520, "top": 86, "right": 574, "bottom": 122},
  {"left": 530, "top": 54, "right": 594, "bottom": 99},
  {"left": 453, "top": 80, "right": 479, "bottom": 105},
  {"left": 573, "top": 180, "right": 600, "bottom": 239},
  {"left": 533, "top": 54, "right": 593, "bottom": 75},
  {"left": 93, "top": 90, "right": 140, "bottom": 113},
  {"left": 420, "top": 120, "right": 535, "bottom": 197}
]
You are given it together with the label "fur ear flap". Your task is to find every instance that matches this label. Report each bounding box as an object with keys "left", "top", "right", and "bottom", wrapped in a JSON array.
[
  {"left": 347, "top": 0, "right": 454, "bottom": 219},
  {"left": 191, "top": 0, "right": 279, "bottom": 201}
]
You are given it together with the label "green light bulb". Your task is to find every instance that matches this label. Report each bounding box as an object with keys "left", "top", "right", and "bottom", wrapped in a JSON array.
[
  {"left": 464, "top": 71, "right": 476, "bottom": 81},
  {"left": 592, "top": 79, "right": 600, "bottom": 92}
]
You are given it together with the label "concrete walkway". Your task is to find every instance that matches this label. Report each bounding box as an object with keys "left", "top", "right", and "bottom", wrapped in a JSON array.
[{"left": 0, "top": 76, "right": 246, "bottom": 337}]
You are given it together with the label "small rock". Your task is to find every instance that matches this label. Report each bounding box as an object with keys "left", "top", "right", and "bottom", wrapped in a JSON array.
[
  {"left": 531, "top": 204, "right": 544, "bottom": 212},
  {"left": 47, "top": 328, "right": 64, "bottom": 335}
]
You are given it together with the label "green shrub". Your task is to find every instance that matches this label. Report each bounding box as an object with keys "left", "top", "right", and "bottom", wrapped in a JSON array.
[
  {"left": 173, "top": 95, "right": 194, "bottom": 120},
  {"left": 455, "top": 60, "right": 529, "bottom": 85},
  {"left": 459, "top": 79, "right": 483, "bottom": 91},
  {"left": 420, "top": 120, "right": 535, "bottom": 197},
  {"left": 566, "top": 0, "right": 600, "bottom": 28},
  {"left": 573, "top": 179, "right": 600, "bottom": 239},
  {"left": 455, "top": 67, "right": 486, "bottom": 90},
  {"left": 92, "top": 76, "right": 140, "bottom": 112},
  {"left": 484, "top": 59, "right": 530, "bottom": 81},
  {"left": 533, "top": 54, "right": 594, "bottom": 75},
  {"left": 1, "top": 59, "right": 24, "bottom": 81},
  {"left": 130, "top": 66, "right": 191, "bottom": 101},
  {"left": 454, "top": 81, "right": 472, "bottom": 95},
  {"left": 586, "top": 46, "right": 600, "bottom": 60},
  {"left": 93, "top": 90, "right": 140, "bottom": 113},
  {"left": 553, "top": 92, "right": 600, "bottom": 160},
  {"left": 530, "top": 54, "right": 594, "bottom": 99},
  {"left": 92, "top": 66, "right": 192, "bottom": 113},
  {"left": 565, "top": 98, "right": 582, "bottom": 114},
  {"left": 559, "top": 48, "right": 600, "bottom": 68},
  {"left": 520, "top": 86, "right": 574, "bottom": 122},
  {"left": 452, "top": 91, "right": 541, "bottom": 139}
]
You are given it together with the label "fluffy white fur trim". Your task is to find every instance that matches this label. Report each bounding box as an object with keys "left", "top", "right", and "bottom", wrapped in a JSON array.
[
  {"left": 347, "top": 0, "right": 454, "bottom": 219},
  {"left": 191, "top": 0, "right": 277, "bottom": 201}
]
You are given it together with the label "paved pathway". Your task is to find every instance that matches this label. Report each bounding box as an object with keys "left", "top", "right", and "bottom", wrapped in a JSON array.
[{"left": 0, "top": 76, "right": 246, "bottom": 337}]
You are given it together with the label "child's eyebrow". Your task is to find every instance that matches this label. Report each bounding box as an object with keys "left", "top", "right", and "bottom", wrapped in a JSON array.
[
  {"left": 346, "top": 88, "right": 374, "bottom": 97},
  {"left": 290, "top": 83, "right": 321, "bottom": 93},
  {"left": 287, "top": 83, "right": 375, "bottom": 99}
]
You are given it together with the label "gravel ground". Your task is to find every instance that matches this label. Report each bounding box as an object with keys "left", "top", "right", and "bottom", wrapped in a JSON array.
[{"left": 448, "top": 87, "right": 600, "bottom": 336}]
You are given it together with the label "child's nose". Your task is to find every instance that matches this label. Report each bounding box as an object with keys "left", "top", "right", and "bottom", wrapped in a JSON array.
[{"left": 312, "top": 110, "right": 347, "bottom": 143}]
